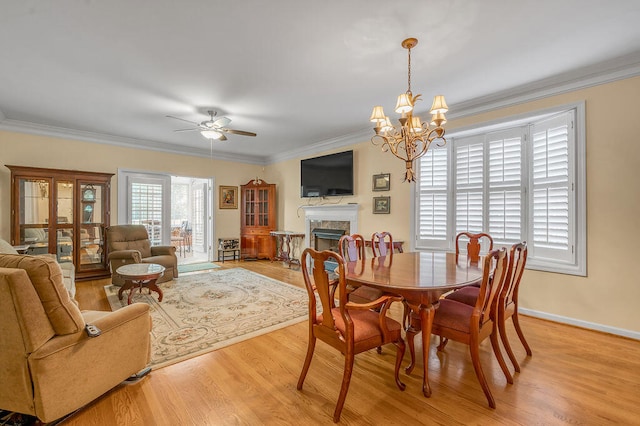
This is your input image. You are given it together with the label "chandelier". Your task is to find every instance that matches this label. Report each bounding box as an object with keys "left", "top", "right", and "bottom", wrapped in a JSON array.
[{"left": 369, "top": 37, "right": 448, "bottom": 182}]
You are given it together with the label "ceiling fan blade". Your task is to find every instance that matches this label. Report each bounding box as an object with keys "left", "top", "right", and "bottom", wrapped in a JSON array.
[
  {"left": 221, "top": 128, "right": 257, "bottom": 137},
  {"left": 173, "top": 128, "right": 200, "bottom": 132},
  {"left": 213, "top": 117, "right": 231, "bottom": 128},
  {"left": 166, "top": 115, "right": 200, "bottom": 126}
]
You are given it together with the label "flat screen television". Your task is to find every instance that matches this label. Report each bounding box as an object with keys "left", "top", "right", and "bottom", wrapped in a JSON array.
[{"left": 300, "top": 150, "right": 354, "bottom": 197}]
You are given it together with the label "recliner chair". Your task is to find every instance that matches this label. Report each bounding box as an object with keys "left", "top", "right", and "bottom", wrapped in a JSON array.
[
  {"left": 106, "top": 224, "right": 178, "bottom": 286},
  {"left": 0, "top": 253, "right": 151, "bottom": 423}
]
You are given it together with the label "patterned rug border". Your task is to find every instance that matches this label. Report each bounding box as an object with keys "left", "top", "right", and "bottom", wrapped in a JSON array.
[{"left": 104, "top": 268, "right": 308, "bottom": 370}]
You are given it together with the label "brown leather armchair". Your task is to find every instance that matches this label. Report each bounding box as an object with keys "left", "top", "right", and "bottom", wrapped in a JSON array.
[
  {"left": 0, "top": 254, "right": 151, "bottom": 423},
  {"left": 106, "top": 225, "right": 178, "bottom": 286}
]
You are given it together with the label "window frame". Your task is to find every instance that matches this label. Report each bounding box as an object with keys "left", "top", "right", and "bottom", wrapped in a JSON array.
[{"left": 412, "top": 102, "right": 587, "bottom": 276}]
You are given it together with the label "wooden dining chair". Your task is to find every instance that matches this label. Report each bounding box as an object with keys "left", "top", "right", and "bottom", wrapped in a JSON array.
[
  {"left": 297, "top": 248, "right": 406, "bottom": 423},
  {"left": 430, "top": 248, "right": 513, "bottom": 408},
  {"left": 497, "top": 242, "right": 531, "bottom": 372},
  {"left": 444, "top": 242, "right": 532, "bottom": 373},
  {"left": 456, "top": 231, "right": 494, "bottom": 263},
  {"left": 371, "top": 231, "right": 393, "bottom": 257},
  {"left": 338, "top": 233, "right": 387, "bottom": 305}
]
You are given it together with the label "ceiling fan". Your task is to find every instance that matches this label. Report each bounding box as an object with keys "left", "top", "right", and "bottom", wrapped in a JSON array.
[{"left": 166, "top": 110, "right": 257, "bottom": 141}]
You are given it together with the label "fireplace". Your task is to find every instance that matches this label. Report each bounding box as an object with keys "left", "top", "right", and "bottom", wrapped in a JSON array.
[
  {"left": 311, "top": 228, "right": 346, "bottom": 252},
  {"left": 302, "top": 204, "right": 359, "bottom": 250}
]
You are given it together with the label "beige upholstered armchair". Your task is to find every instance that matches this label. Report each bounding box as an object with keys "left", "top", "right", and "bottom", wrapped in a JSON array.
[
  {"left": 0, "top": 254, "right": 151, "bottom": 423},
  {"left": 106, "top": 224, "right": 178, "bottom": 285}
]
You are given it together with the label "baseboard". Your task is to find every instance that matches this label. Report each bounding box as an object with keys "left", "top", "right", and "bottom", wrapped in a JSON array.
[{"left": 519, "top": 308, "right": 640, "bottom": 341}]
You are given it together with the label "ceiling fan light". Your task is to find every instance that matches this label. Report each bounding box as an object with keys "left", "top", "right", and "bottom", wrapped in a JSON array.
[{"left": 201, "top": 130, "right": 222, "bottom": 140}]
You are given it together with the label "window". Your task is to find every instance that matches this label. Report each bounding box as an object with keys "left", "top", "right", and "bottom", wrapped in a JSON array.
[{"left": 414, "top": 103, "right": 586, "bottom": 275}]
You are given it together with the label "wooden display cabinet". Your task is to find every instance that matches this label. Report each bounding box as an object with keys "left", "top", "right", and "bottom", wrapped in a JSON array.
[
  {"left": 240, "top": 179, "right": 276, "bottom": 260},
  {"left": 6, "top": 165, "right": 114, "bottom": 280}
]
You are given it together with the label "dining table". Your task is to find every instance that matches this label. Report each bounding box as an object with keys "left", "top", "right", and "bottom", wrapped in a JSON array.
[{"left": 343, "top": 251, "right": 483, "bottom": 397}]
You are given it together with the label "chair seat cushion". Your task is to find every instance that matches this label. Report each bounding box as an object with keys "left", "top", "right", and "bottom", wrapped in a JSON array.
[
  {"left": 319, "top": 308, "right": 402, "bottom": 348},
  {"left": 444, "top": 286, "right": 479, "bottom": 306},
  {"left": 434, "top": 299, "right": 474, "bottom": 333}
]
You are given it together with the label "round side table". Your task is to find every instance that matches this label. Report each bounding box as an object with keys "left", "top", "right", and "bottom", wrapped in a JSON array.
[{"left": 116, "top": 263, "right": 165, "bottom": 305}]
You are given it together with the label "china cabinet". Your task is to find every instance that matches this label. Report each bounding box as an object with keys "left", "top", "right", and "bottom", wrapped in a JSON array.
[
  {"left": 6, "top": 165, "right": 114, "bottom": 280},
  {"left": 240, "top": 179, "right": 276, "bottom": 260}
]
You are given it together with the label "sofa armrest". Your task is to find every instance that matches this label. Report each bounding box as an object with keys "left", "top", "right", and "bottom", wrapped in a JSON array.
[
  {"left": 150, "top": 245, "right": 176, "bottom": 256},
  {"left": 108, "top": 250, "right": 142, "bottom": 263}
]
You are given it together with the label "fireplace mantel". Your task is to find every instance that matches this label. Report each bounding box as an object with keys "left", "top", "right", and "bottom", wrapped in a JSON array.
[{"left": 302, "top": 204, "right": 358, "bottom": 248}]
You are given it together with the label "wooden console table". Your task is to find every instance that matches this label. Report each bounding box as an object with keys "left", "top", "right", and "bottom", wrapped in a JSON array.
[{"left": 270, "top": 231, "right": 304, "bottom": 268}]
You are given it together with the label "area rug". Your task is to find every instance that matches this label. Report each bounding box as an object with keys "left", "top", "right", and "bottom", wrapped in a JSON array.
[
  {"left": 177, "top": 262, "right": 220, "bottom": 274},
  {"left": 104, "top": 268, "right": 308, "bottom": 369}
]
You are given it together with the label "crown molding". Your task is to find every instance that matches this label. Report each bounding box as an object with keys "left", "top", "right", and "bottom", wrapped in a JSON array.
[
  {"left": 0, "top": 118, "right": 266, "bottom": 165},
  {"left": 449, "top": 51, "right": 640, "bottom": 120}
]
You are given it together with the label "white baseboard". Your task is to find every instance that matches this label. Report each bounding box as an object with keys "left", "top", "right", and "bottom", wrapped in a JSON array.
[{"left": 519, "top": 308, "right": 640, "bottom": 341}]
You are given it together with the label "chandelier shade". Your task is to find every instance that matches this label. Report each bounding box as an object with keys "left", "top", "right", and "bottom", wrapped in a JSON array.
[{"left": 369, "top": 37, "right": 448, "bottom": 182}]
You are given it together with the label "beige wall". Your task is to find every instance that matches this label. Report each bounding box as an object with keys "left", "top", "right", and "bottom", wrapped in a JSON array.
[
  {"left": 269, "top": 76, "right": 640, "bottom": 335},
  {"left": 0, "top": 131, "right": 263, "bottom": 245},
  {"left": 2, "top": 75, "right": 639, "bottom": 336}
]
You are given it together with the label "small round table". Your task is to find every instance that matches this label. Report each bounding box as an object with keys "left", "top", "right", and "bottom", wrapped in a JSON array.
[{"left": 116, "top": 263, "right": 165, "bottom": 305}]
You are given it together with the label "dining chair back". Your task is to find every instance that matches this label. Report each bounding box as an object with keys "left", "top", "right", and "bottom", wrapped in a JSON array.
[
  {"left": 498, "top": 242, "right": 531, "bottom": 372},
  {"left": 431, "top": 247, "right": 513, "bottom": 408},
  {"left": 297, "top": 248, "right": 406, "bottom": 422},
  {"left": 341, "top": 234, "right": 387, "bottom": 305},
  {"left": 338, "top": 234, "right": 365, "bottom": 262},
  {"left": 456, "top": 232, "right": 494, "bottom": 263},
  {"left": 371, "top": 231, "right": 393, "bottom": 257}
]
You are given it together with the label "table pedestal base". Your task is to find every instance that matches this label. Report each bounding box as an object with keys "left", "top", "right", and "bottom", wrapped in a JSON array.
[{"left": 118, "top": 278, "right": 163, "bottom": 305}]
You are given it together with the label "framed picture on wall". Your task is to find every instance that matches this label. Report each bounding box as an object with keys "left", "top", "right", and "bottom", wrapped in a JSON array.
[
  {"left": 372, "top": 173, "right": 390, "bottom": 191},
  {"left": 219, "top": 186, "right": 238, "bottom": 209},
  {"left": 373, "top": 196, "right": 390, "bottom": 214}
]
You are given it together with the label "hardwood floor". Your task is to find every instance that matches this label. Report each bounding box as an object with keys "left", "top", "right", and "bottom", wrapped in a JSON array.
[{"left": 67, "top": 260, "right": 640, "bottom": 425}]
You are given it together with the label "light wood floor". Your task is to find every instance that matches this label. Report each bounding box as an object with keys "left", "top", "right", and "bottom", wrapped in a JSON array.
[{"left": 66, "top": 260, "right": 640, "bottom": 425}]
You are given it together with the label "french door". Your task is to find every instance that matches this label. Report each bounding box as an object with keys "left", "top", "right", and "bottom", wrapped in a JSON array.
[{"left": 117, "top": 171, "right": 214, "bottom": 261}]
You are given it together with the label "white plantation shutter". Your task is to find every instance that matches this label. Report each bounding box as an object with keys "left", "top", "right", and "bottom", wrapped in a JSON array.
[
  {"left": 416, "top": 146, "right": 448, "bottom": 249},
  {"left": 530, "top": 112, "right": 574, "bottom": 263},
  {"left": 455, "top": 138, "right": 484, "bottom": 234},
  {"left": 413, "top": 104, "right": 584, "bottom": 275},
  {"left": 131, "top": 182, "right": 164, "bottom": 245},
  {"left": 488, "top": 130, "right": 523, "bottom": 243}
]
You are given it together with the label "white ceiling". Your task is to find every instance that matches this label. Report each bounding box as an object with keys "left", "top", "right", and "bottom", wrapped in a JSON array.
[{"left": 1, "top": 0, "right": 640, "bottom": 165}]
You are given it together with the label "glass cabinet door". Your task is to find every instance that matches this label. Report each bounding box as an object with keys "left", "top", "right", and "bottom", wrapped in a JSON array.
[
  {"left": 78, "top": 183, "right": 105, "bottom": 271},
  {"left": 18, "top": 178, "right": 51, "bottom": 255},
  {"left": 55, "top": 181, "right": 74, "bottom": 264}
]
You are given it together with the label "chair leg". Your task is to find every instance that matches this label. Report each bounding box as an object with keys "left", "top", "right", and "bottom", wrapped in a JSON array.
[
  {"left": 469, "top": 337, "right": 496, "bottom": 409},
  {"left": 297, "top": 337, "right": 316, "bottom": 390},
  {"left": 490, "top": 327, "right": 514, "bottom": 384},
  {"left": 333, "top": 351, "right": 355, "bottom": 423},
  {"left": 512, "top": 312, "right": 533, "bottom": 356},
  {"left": 393, "top": 338, "right": 406, "bottom": 391},
  {"left": 498, "top": 313, "right": 521, "bottom": 373}
]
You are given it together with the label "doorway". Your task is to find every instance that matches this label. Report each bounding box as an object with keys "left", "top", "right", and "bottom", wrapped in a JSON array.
[
  {"left": 118, "top": 170, "right": 214, "bottom": 265},
  {"left": 170, "top": 176, "right": 211, "bottom": 265}
]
